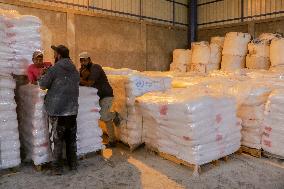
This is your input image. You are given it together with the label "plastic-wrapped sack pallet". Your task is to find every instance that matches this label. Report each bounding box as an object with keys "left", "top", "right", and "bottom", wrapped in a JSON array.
[
  {"left": 221, "top": 32, "right": 251, "bottom": 72},
  {"left": 246, "top": 39, "right": 270, "bottom": 70},
  {"left": 170, "top": 49, "right": 191, "bottom": 72},
  {"left": 137, "top": 87, "right": 241, "bottom": 165},
  {"left": 0, "top": 75, "right": 21, "bottom": 169},
  {"left": 77, "top": 87, "right": 104, "bottom": 156},
  {"left": 17, "top": 84, "right": 51, "bottom": 165},
  {"left": 262, "top": 89, "right": 284, "bottom": 157},
  {"left": 103, "top": 73, "right": 172, "bottom": 149}
]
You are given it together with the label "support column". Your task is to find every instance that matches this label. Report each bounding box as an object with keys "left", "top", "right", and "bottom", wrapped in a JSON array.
[{"left": 189, "top": 0, "right": 197, "bottom": 47}]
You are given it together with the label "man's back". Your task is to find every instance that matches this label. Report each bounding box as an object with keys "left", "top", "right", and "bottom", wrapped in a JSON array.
[{"left": 39, "top": 58, "right": 80, "bottom": 116}]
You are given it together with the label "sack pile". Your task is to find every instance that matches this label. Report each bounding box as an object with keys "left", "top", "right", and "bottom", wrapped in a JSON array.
[
  {"left": 77, "top": 87, "right": 104, "bottom": 156},
  {"left": 119, "top": 73, "right": 172, "bottom": 149},
  {"left": 17, "top": 84, "right": 51, "bottom": 165},
  {"left": 270, "top": 38, "right": 284, "bottom": 71},
  {"left": 262, "top": 89, "right": 284, "bottom": 157},
  {"left": 191, "top": 41, "right": 221, "bottom": 73},
  {"left": 246, "top": 40, "right": 270, "bottom": 70},
  {"left": 137, "top": 88, "right": 241, "bottom": 165},
  {"left": 211, "top": 36, "right": 225, "bottom": 49},
  {"left": 221, "top": 32, "right": 251, "bottom": 71},
  {"left": 0, "top": 75, "right": 21, "bottom": 169},
  {"left": 170, "top": 49, "right": 191, "bottom": 72}
]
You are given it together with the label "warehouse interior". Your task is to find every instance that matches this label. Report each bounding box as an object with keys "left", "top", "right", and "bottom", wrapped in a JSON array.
[{"left": 1, "top": 0, "right": 284, "bottom": 189}]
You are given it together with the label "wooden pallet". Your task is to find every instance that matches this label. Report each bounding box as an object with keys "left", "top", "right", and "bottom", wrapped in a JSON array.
[
  {"left": 34, "top": 163, "right": 51, "bottom": 172},
  {"left": 239, "top": 146, "right": 262, "bottom": 158},
  {"left": 0, "top": 166, "right": 20, "bottom": 177},
  {"left": 146, "top": 146, "right": 229, "bottom": 176}
]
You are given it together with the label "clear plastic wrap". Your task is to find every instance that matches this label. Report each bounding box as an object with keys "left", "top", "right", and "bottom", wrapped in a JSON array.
[{"left": 136, "top": 87, "right": 241, "bottom": 165}]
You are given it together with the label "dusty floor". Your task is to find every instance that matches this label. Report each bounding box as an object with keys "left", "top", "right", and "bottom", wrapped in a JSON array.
[{"left": 1, "top": 145, "right": 284, "bottom": 189}]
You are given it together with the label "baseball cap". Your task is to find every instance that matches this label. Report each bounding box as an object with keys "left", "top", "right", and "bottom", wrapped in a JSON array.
[
  {"left": 79, "top": 52, "right": 90, "bottom": 59},
  {"left": 51, "top": 45, "right": 70, "bottom": 58},
  {"left": 32, "top": 50, "right": 43, "bottom": 59}
]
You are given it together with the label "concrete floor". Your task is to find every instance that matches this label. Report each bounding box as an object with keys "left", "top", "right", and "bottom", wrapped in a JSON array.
[{"left": 1, "top": 146, "right": 284, "bottom": 189}]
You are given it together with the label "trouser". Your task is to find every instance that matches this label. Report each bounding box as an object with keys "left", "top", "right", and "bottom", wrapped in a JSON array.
[
  {"left": 99, "top": 97, "right": 116, "bottom": 142},
  {"left": 49, "top": 115, "right": 77, "bottom": 169}
]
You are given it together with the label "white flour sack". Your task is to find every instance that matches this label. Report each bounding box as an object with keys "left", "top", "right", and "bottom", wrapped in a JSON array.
[
  {"left": 0, "top": 75, "right": 21, "bottom": 169},
  {"left": 262, "top": 89, "right": 284, "bottom": 157},
  {"left": 221, "top": 55, "right": 246, "bottom": 71},
  {"left": 17, "top": 84, "right": 51, "bottom": 165},
  {"left": 191, "top": 41, "right": 210, "bottom": 65},
  {"left": 211, "top": 36, "right": 225, "bottom": 48},
  {"left": 136, "top": 87, "right": 241, "bottom": 165},
  {"left": 270, "top": 38, "right": 284, "bottom": 67},
  {"left": 258, "top": 33, "right": 282, "bottom": 43},
  {"left": 103, "top": 67, "right": 138, "bottom": 75},
  {"left": 170, "top": 49, "right": 191, "bottom": 72},
  {"left": 222, "top": 32, "right": 251, "bottom": 56}
]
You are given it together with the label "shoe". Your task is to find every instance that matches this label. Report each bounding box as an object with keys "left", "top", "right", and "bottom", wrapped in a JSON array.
[
  {"left": 105, "top": 142, "right": 116, "bottom": 148},
  {"left": 113, "top": 112, "right": 121, "bottom": 127}
]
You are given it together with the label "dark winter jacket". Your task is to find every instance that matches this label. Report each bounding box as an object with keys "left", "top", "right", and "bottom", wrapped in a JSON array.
[{"left": 39, "top": 58, "right": 80, "bottom": 116}]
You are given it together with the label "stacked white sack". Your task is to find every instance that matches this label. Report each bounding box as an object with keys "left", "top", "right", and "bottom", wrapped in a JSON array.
[
  {"left": 246, "top": 40, "right": 270, "bottom": 70},
  {"left": 0, "top": 10, "right": 19, "bottom": 75},
  {"left": 262, "top": 89, "right": 284, "bottom": 157},
  {"left": 77, "top": 87, "right": 104, "bottom": 156},
  {"left": 120, "top": 73, "right": 172, "bottom": 149},
  {"left": 221, "top": 32, "right": 251, "bottom": 71},
  {"left": 270, "top": 38, "right": 284, "bottom": 71},
  {"left": 191, "top": 41, "right": 221, "bottom": 73},
  {"left": 17, "top": 84, "right": 51, "bottom": 165},
  {"left": 211, "top": 36, "right": 225, "bottom": 49},
  {"left": 137, "top": 88, "right": 241, "bottom": 165},
  {"left": 259, "top": 33, "right": 282, "bottom": 44},
  {"left": 6, "top": 15, "right": 42, "bottom": 75},
  {"left": 170, "top": 49, "right": 191, "bottom": 72},
  {"left": 0, "top": 75, "right": 21, "bottom": 169}
]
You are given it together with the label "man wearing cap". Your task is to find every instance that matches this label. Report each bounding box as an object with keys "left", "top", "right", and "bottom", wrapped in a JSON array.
[
  {"left": 39, "top": 45, "right": 80, "bottom": 175},
  {"left": 79, "top": 52, "right": 121, "bottom": 148},
  {"left": 27, "top": 51, "right": 52, "bottom": 84}
]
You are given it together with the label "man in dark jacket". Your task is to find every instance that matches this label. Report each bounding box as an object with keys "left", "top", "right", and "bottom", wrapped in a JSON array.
[
  {"left": 79, "top": 52, "right": 120, "bottom": 148},
  {"left": 39, "top": 45, "right": 80, "bottom": 175}
]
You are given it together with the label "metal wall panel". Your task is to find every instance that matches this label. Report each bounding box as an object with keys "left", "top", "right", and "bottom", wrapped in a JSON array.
[
  {"left": 17, "top": 0, "right": 188, "bottom": 27},
  {"left": 198, "top": 0, "right": 284, "bottom": 28}
]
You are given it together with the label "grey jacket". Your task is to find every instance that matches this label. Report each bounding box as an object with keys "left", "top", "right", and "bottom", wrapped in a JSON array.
[{"left": 39, "top": 58, "right": 80, "bottom": 116}]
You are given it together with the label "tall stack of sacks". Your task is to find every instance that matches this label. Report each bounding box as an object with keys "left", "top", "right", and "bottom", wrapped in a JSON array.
[
  {"left": 0, "top": 75, "right": 21, "bottom": 169},
  {"left": 5, "top": 15, "right": 42, "bottom": 75},
  {"left": 262, "top": 89, "right": 284, "bottom": 157},
  {"left": 170, "top": 49, "right": 191, "bottom": 72},
  {"left": 120, "top": 73, "right": 172, "bottom": 149},
  {"left": 17, "top": 84, "right": 51, "bottom": 165},
  {"left": 191, "top": 41, "right": 222, "bottom": 73},
  {"left": 137, "top": 87, "right": 241, "bottom": 165},
  {"left": 259, "top": 33, "right": 282, "bottom": 43},
  {"left": 77, "top": 87, "right": 104, "bottom": 156},
  {"left": 246, "top": 39, "right": 270, "bottom": 70},
  {"left": 221, "top": 32, "right": 251, "bottom": 71}
]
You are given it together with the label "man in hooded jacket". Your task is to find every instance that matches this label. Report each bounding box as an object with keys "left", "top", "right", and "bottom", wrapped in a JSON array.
[{"left": 39, "top": 45, "right": 80, "bottom": 175}]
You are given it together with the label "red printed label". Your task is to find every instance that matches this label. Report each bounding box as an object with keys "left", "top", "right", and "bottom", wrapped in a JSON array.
[
  {"left": 263, "top": 140, "right": 272, "bottom": 147},
  {"left": 263, "top": 132, "right": 270, "bottom": 137},
  {"left": 216, "top": 134, "right": 223, "bottom": 141},
  {"left": 91, "top": 108, "right": 99, "bottom": 112},
  {"left": 265, "top": 126, "right": 272, "bottom": 132},
  {"left": 215, "top": 114, "right": 222, "bottom": 124},
  {"left": 159, "top": 105, "right": 168, "bottom": 116}
]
